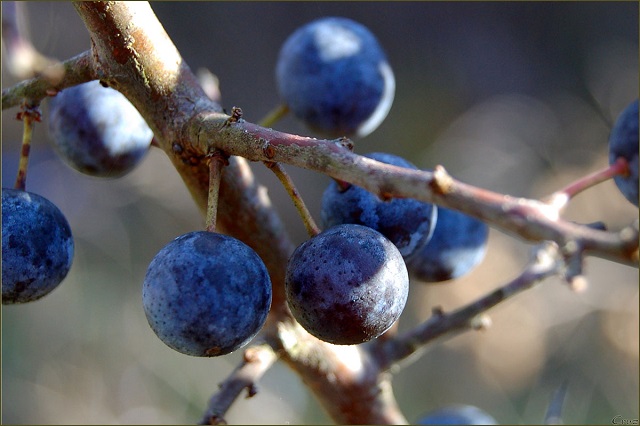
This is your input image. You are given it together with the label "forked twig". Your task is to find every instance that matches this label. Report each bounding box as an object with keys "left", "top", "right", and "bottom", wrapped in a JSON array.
[{"left": 199, "top": 341, "right": 279, "bottom": 425}]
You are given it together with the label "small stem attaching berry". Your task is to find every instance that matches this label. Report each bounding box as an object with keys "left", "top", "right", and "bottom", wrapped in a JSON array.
[
  {"left": 333, "top": 177, "right": 352, "bottom": 192},
  {"left": 265, "top": 161, "right": 320, "bottom": 237},
  {"left": 14, "top": 103, "right": 41, "bottom": 191},
  {"left": 205, "top": 150, "right": 229, "bottom": 233},
  {"left": 545, "top": 157, "right": 631, "bottom": 213},
  {"left": 258, "top": 103, "right": 289, "bottom": 128}
]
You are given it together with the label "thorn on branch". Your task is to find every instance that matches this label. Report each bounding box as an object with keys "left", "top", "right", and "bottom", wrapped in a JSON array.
[
  {"left": 431, "top": 306, "right": 445, "bottom": 318},
  {"left": 336, "top": 136, "right": 355, "bottom": 151},
  {"left": 221, "top": 106, "right": 243, "bottom": 129}
]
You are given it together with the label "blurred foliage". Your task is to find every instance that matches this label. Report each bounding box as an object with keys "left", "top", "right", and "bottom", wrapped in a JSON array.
[{"left": 2, "top": 2, "right": 638, "bottom": 424}]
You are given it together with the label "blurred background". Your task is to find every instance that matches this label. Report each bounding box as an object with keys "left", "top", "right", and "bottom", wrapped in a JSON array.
[{"left": 2, "top": 2, "right": 638, "bottom": 424}]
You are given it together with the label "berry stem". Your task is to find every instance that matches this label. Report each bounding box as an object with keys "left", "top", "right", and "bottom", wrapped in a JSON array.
[
  {"left": 258, "top": 103, "right": 289, "bottom": 129},
  {"left": 258, "top": 103, "right": 320, "bottom": 236},
  {"left": 205, "top": 150, "right": 229, "bottom": 233},
  {"left": 265, "top": 161, "right": 321, "bottom": 237},
  {"left": 545, "top": 158, "right": 630, "bottom": 212},
  {"left": 14, "top": 103, "right": 41, "bottom": 191}
]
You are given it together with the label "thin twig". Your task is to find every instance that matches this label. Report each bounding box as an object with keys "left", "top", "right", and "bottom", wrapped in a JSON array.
[
  {"left": 195, "top": 117, "right": 639, "bottom": 266},
  {"left": 373, "top": 241, "right": 563, "bottom": 370},
  {"left": 1, "top": 50, "right": 94, "bottom": 109},
  {"left": 199, "top": 342, "right": 279, "bottom": 425}
]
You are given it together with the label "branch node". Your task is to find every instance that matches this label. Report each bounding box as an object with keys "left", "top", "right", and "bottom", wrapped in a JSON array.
[
  {"left": 262, "top": 139, "right": 276, "bottom": 160},
  {"left": 470, "top": 313, "right": 492, "bottom": 331},
  {"left": 336, "top": 136, "right": 355, "bottom": 151},
  {"left": 430, "top": 165, "right": 453, "bottom": 195},
  {"left": 567, "top": 275, "right": 588, "bottom": 293}
]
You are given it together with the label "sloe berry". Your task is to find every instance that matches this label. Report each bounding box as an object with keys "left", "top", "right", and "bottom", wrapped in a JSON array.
[
  {"left": 2, "top": 188, "right": 74, "bottom": 304},
  {"left": 285, "top": 224, "right": 409, "bottom": 345},
  {"left": 416, "top": 404, "right": 498, "bottom": 425},
  {"left": 321, "top": 152, "right": 437, "bottom": 259},
  {"left": 276, "top": 17, "right": 395, "bottom": 138},
  {"left": 47, "top": 80, "right": 153, "bottom": 178},
  {"left": 609, "top": 98, "right": 638, "bottom": 207},
  {"left": 142, "top": 231, "right": 272, "bottom": 357},
  {"left": 407, "top": 207, "right": 489, "bottom": 282}
]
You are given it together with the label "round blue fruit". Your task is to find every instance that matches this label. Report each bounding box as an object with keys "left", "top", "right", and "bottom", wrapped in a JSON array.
[
  {"left": 276, "top": 17, "right": 395, "bottom": 138},
  {"left": 321, "top": 152, "right": 437, "bottom": 259},
  {"left": 285, "top": 224, "right": 409, "bottom": 345},
  {"left": 47, "top": 80, "right": 153, "bottom": 178},
  {"left": 2, "top": 188, "right": 74, "bottom": 304},
  {"left": 142, "top": 231, "right": 272, "bottom": 357},
  {"left": 416, "top": 404, "right": 498, "bottom": 425},
  {"left": 609, "top": 98, "right": 639, "bottom": 207},
  {"left": 407, "top": 207, "right": 489, "bottom": 283}
]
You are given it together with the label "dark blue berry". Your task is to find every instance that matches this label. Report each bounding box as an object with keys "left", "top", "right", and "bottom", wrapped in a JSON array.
[
  {"left": 276, "top": 17, "right": 395, "bottom": 138},
  {"left": 285, "top": 224, "right": 409, "bottom": 345},
  {"left": 47, "top": 80, "right": 153, "bottom": 178},
  {"left": 321, "top": 152, "right": 437, "bottom": 259},
  {"left": 2, "top": 188, "right": 74, "bottom": 304},
  {"left": 416, "top": 404, "right": 498, "bottom": 425},
  {"left": 609, "top": 98, "right": 639, "bottom": 207},
  {"left": 142, "top": 231, "right": 272, "bottom": 357},
  {"left": 407, "top": 207, "right": 489, "bottom": 282}
]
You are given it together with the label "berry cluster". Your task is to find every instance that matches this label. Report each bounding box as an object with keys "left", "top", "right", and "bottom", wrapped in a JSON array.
[
  {"left": 4, "top": 80, "right": 154, "bottom": 307},
  {"left": 3, "top": 13, "right": 637, "bottom": 424},
  {"left": 321, "top": 152, "right": 437, "bottom": 259},
  {"left": 276, "top": 18, "right": 491, "bottom": 345}
]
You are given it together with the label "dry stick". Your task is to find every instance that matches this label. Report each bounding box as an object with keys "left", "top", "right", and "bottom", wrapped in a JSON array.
[
  {"left": 14, "top": 104, "right": 40, "bottom": 191},
  {"left": 199, "top": 342, "right": 279, "bottom": 425},
  {"left": 374, "top": 241, "right": 562, "bottom": 369}
]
